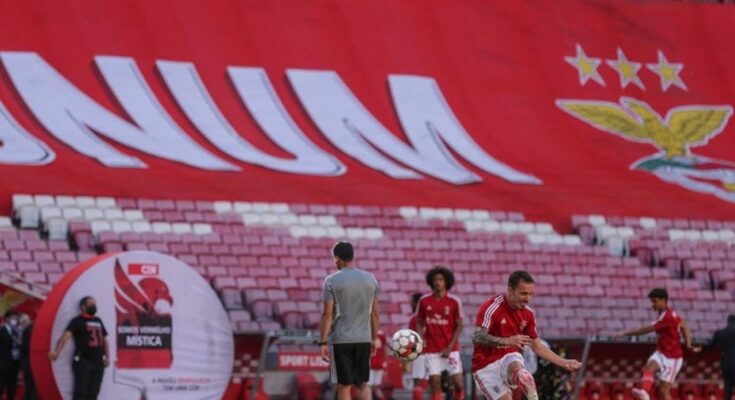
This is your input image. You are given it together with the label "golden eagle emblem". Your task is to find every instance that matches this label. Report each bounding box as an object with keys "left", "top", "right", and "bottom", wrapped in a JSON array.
[
  {"left": 557, "top": 97, "right": 735, "bottom": 200},
  {"left": 556, "top": 97, "right": 732, "bottom": 158}
]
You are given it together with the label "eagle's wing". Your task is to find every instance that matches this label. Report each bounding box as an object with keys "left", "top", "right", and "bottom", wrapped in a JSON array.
[
  {"left": 114, "top": 259, "right": 151, "bottom": 313},
  {"left": 668, "top": 107, "right": 732, "bottom": 144},
  {"left": 557, "top": 100, "right": 651, "bottom": 140}
]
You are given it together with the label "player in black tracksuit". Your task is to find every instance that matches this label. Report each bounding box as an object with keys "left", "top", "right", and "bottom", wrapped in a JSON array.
[{"left": 49, "top": 296, "right": 110, "bottom": 400}]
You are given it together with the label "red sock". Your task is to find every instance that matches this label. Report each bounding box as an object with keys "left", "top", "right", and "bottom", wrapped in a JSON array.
[
  {"left": 412, "top": 387, "right": 423, "bottom": 400},
  {"left": 431, "top": 393, "right": 443, "bottom": 400},
  {"left": 453, "top": 389, "right": 465, "bottom": 400},
  {"left": 641, "top": 370, "right": 654, "bottom": 392}
]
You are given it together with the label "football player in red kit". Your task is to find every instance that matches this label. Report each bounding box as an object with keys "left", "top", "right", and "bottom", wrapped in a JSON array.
[
  {"left": 415, "top": 266, "right": 465, "bottom": 400},
  {"left": 617, "top": 288, "right": 700, "bottom": 400},
  {"left": 472, "top": 271, "right": 581, "bottom": 400}
]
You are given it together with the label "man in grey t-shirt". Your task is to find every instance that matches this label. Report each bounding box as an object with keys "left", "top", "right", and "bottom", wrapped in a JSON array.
[{"left": 319, "top": 241, "right": 380, "bottom": 400}]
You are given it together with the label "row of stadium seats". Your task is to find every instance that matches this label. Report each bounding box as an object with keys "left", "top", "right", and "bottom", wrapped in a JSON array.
[
  {"left": 578, "top": 380, "right": 721, "bottom": 400},
  {"left": 573, "top": 214, "right": 735, "bottom": 231},
  {"left": 585, "top": 358, "right": 717, "bottom": 382},
  {"left": 573, "top": 214, "right": 735, "bottom": 259},
  {"left": 579, "top": 357, "right": 723, "bottom": 399},
  {"left": 3, "top": 196, "right": 735, "bottom": 341}
]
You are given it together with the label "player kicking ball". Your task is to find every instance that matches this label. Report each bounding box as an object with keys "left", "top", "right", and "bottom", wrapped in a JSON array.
[
  {"left": 615, "top": 288, "right": 700, "bottom": 400},
  {"left": 472, "top": 270, "right": 581, "bottom": 400}
]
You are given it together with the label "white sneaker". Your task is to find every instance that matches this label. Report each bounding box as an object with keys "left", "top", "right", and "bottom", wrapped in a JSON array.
[{"left": 632, "top": 388, "right": 650, "bottom": 400}]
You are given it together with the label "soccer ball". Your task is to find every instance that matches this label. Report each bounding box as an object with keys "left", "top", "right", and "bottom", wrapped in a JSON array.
[{"left": 389, "top": 329, "right": 424, "bottom": 362}]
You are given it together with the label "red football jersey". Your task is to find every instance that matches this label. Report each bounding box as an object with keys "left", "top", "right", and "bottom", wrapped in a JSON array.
[
  {"left": 654, "top": 308, "right": 683, "bottom": 358},
  {"left": 416, "top": 293, "right": 464, "bottom": 354},
  {"left": 472, "top": 294, "right": 539, "bottom": 372},
  {"left": 370, "top": 331, "right": 387, "bottom": 369}
]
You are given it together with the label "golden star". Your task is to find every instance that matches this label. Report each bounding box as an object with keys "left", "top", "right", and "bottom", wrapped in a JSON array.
[
  {"left": 606, "top": 48, "right": 644, "bottom": 90},
  {"left": 564, "top": 43, "right": 605, "bottom": 87},
  {"left": 646, "top": 50, "right": 687, "bottom": 92}
]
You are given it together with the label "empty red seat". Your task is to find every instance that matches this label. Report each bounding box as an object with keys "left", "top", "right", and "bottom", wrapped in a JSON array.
[
  {"left": 32, "top": 251, "right": 54, "bottom": 262},
  {"left": 212, "top": 276, "right": 236, "bottom": 289},
  {"left": 25, "top": 239, "right": 47, "bottom": 251},
  {"left": 295, "top": 372, "right": 322, "bottom": 400},
  {"left": 198, "top": 255, "right": 219, "bottom": 265},
  {"left": 302, "top": 313, "right": 321, "bottom": 330},
  {"left": 16, "top": 261, "right": 39, "bottom": 272},
  {"left": 61, "top": 262, "right": 77, "bottom": 273},
  {"left": 255, "top": 278, "right": 279, "bottom": 289},
  {"left": 47, "top": 241, "right": 70, "bottom": 251},
  {"left": 71, "top": 231, "right": 95, "bottom": 252},
  {"left": 0, "top": 261, "right": 16, "bottom": 272},
  {"left": 283, "top": 313, "right": 306, "bottom": 329},
  {"left": 298, "top": 279, "right": 320, "bottom": 290},
  {"left": 228, "top": 309, "right": 251, "bottom": 323},
  {"left": 266, "top": 289, "right": 288, "bottom": 301},
  {"left": 38, "top": 262, "right": 63, "bottom": 273},
  {"left": 102, "top": 242, "right": 124, "bottom": 253},
  {"left": 207, "top": 266, "right": 229, "bottom": 277},
  {"left": 10, "top": 251, "right": 32, "bottom": 261},
  {"left": 297, "top": 302, "right": 318, "bottom": 313},
  {"left": 193, "top": 201, "right": 214, "bottom": 212},
  {"left": 0, "top": 231, "right": 18, "bottom": 240},
  {"left": 23, "top": 271, "right": 47, "bottom": 283},
  {"left": 286, "top": 289, "right": 309, "bottom": 302},
  {"left": 249, "top": 300, "right": 273, "bottom": 320},
  {"left": 184, "top": 212, "right": 205, "bottom": 223},
  {"left": 47, "top": 272, "right": 64, "bottom": 285},
  {"left": 124, "top": 242, "right": 148, "bottom": 251},
  {"left": 277, "top": 278, "right": 298, "bottom": 289},
  {"left": 235, "top": 277, "right": 257, "bottom": 290}
]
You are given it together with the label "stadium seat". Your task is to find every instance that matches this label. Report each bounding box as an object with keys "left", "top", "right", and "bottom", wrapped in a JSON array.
[
  {"left": 295, "top": 372, "right": 322, "bottom": 400},
  {"left": 249, "top": 300, "right": 274, "bottom": 320}
]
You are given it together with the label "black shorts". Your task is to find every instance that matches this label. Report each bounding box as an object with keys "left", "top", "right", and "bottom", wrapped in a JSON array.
[{"left": 330, "top": 342, "right": 371, "bottom": 385}]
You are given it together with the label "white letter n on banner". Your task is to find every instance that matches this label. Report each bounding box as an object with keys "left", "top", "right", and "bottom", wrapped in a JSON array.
[
  {"left": 0, "top": 100, "right": 54, "bottom": 165},
  {"left": 0, "top": 52, "right": 236, "bottom": 170},
  {"left": 156, "top": 61, "right": 345, "bottom": 176},
  {"left": 287, "top": 69, "right": 540, "bottom": 185}
]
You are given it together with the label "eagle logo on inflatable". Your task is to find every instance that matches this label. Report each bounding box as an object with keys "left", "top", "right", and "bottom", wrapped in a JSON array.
[{"left": 114, "top": 259, "right": 173, "bottom": 324}]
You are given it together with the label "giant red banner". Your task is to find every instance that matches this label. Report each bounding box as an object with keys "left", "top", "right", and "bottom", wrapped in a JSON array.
[{"left": 1, "top": 0, "right": 735, "bottom": 224}]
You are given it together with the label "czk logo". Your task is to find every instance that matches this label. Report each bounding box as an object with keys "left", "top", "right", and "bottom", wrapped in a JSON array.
[{"left": 128, "top": 263, "right": 159, "bottom": 276}]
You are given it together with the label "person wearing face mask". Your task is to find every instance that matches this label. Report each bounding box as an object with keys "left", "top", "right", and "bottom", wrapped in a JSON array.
[
  {"left": 49, "top": 296, "right": 110, "bottom": 400},
  {"left": 0, "top": 310, "right": 21, "bottom": 400}
]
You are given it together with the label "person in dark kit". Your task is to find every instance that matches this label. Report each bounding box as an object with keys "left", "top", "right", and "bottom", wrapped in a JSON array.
[
  {"left": 0, "top": 310, "right": 21, "bottom": 400},
  {"left": 19, "top": 313, "right": 37, "bottom": 400},
  {"left": 49, "top": 296, "right": 110, "bottom": 400},
  {"left": 712, "top": 314, "right": 735, "bottom": 400}
]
